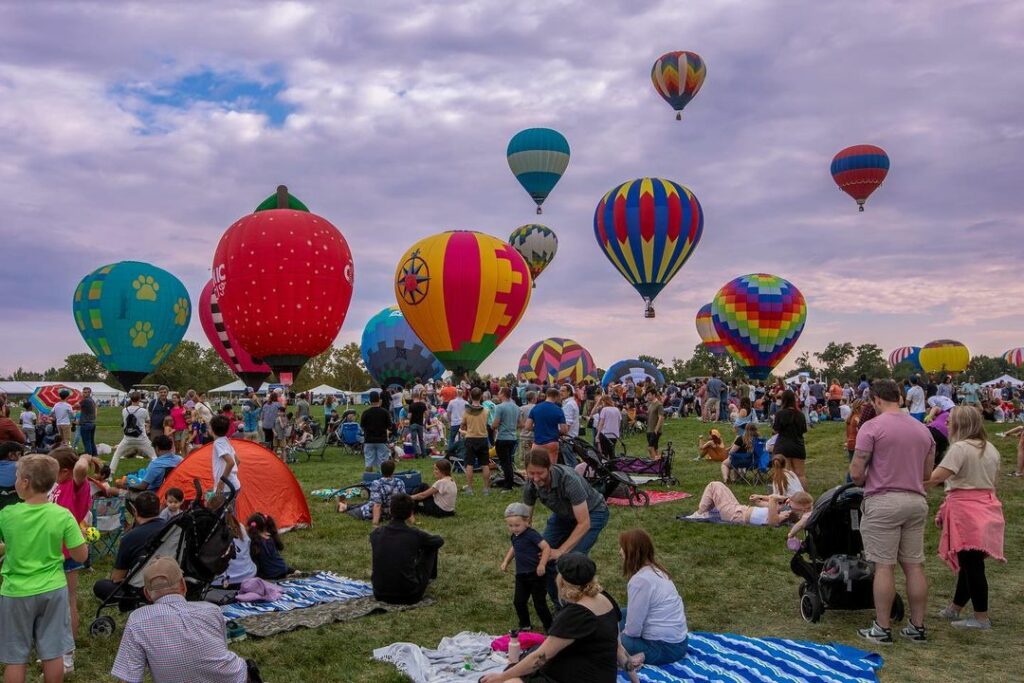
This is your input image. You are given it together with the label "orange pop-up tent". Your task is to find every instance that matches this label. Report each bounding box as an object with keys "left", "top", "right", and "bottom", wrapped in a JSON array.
[{"left": 158, "top": 440, "right": 312, "bottom": 531}]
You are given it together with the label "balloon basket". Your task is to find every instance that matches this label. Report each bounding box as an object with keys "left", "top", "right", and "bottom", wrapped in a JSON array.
[
  {"left": 644, "top": 303, "right": 656, "bottom": 319},
  {"left": 536, "top": 207, "right": 542, "bottom": 215},
  {"left": 675, "top": 112, "right": 682, "bottom": 121}
]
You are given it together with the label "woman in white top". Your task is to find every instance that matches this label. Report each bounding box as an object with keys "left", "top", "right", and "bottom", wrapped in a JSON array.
[
  {"left": 767, "top": 455, "right": 803, "bottom": 497},
  {"left": 596, "top": 395, "right": 622, "bottom": 458},
  {"left": 211, "top": 495, "right": 258, "bottom": 588},
  {"left": 686, "top": 482, "right": 813, "bottom": 537},
  {"left": 19, "top": 402, "right": 37, "bottom": 444},
  {"left": 618, "top": 529, "right": 688, "bottom": 665}
]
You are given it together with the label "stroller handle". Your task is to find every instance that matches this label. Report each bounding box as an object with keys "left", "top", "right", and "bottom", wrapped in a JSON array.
[
  {"left": 825, "top": 481, "right": 860, "bottom": 513},
  {"left": 191, "top": 477, "right": 239, "bottom": 508}
]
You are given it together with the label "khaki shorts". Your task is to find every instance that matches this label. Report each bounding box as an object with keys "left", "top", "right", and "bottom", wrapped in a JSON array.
[{"left": 860, "top": 491, "right": 928, "bottom": 565}]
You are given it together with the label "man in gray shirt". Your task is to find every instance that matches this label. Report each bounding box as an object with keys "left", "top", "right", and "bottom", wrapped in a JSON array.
[
  {"left": 522, "top": 447, "right": 609, "bottom": 602},
  {"left": 705, "top": 374, "right": 725, "bottom": 422},
  {"left": 78, "top": 387, "right": 97, "bottom": 456}
]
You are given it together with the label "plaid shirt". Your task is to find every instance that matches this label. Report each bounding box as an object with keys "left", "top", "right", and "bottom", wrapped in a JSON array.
[{"left": 111, "top": 594, "right": 247, "bottom": 683}]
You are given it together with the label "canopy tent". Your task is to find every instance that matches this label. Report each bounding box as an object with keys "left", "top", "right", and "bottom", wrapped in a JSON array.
[
  {"left": 0, "top": 380, "right": 123, "bottom": 401},
  {"left": 208, "top": 380, "right": 273, "bottom": 394},
  {"left": 981, "top": 374, "right": 1023, "bottom": 387},
  {"left": 306, "top": 384, "right": 348, "bottom": 398},
  {"left": 784, "top": 372, "right": 813, "bottom": 386}
]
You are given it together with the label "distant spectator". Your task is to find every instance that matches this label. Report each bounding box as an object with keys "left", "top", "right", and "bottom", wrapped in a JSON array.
[{"left": 369, "top": 493, "right": 444, "bottom": 605}]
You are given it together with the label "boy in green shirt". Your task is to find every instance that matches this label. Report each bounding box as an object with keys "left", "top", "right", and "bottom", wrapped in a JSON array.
[{"left": 0, "top": 453, "right": 87, "bottom": 683}]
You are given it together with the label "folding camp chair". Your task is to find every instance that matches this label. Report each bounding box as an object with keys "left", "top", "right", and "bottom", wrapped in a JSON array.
[
  {"left": 731, "top": 437, "right": 768, "bottom": 486},
  {"left": 750, "top": 438, "right": 773, "bottom": 487},
  {"left": 291, "top": 434, "right": 329, "bottom": 461},
  {"left": 89, "top": 496, "right": 127, "bottom": 562}
]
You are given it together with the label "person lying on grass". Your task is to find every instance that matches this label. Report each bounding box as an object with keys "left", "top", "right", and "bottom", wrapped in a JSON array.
[{"left": 685, "top": 482, "right": 813, "bottom": 535}]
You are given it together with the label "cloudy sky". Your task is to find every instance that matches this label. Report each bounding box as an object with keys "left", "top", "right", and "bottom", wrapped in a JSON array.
[{"left": 2, "top": 0, "right": 1022, "bottom": 378}]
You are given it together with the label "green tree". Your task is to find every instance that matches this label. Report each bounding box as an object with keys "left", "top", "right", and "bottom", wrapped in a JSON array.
[
  {"left": 792, "top": 351, "right": 815, "bottom": 375},
  {"left": 637, "top": 354, "right": 665, "bottom": 370},
  {"left": 295, "top": 348, "right": 337, "bottom": 391},
  {"left": 145, "top": 341, "right": 234, "bottom": 393},
  {"left": 335, "top": 343, "right": 371, "bottom": 391},
  {"left": 847, "top": 344, "right": 890, "bottom": 383},
  {"left": 8, "top": 367, "right": 43, "bottom": 380},
  {"left": 814, "top": 342, "right": 855, "bottom": 382},
  {"left": 54, "top": 353, "right": 109, "bottom": 382},
  {"left": 965, "top": 355, "right": 1013, "bottom": 383}
]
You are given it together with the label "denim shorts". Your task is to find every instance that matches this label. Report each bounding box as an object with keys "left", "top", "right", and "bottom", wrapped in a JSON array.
[{"left": 364, "top": 443, "right": 391, "bottom": 469}]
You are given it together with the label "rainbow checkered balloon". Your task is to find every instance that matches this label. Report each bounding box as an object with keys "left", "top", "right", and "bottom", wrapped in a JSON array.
[{"left": 711, "top": 274, "right": 807, "bottom": 380}]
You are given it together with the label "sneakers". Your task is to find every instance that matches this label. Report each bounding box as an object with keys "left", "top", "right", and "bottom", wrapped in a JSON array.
[
  {"left": 684, "top": 511, "right": 710, "bottom": 521},
  {"left": 461, "top": 486, "right": 474, "bottom": 496},
  {"left": 858, "top": 621, "right": 893, "bottom": 644},
  {"left": 63, "top": 652, "right": 75, "bottom": 674},
  {"left": 482, "top": 488, "right": 491, "bottom": 496},
  {"left": 952, "top": 617, "right": 992, "bottom": 630},
  {"left": 938, "top": 605, "right": 961, "bottom": 620},
  {"left": 899, "top": 622, "right": 927, "bottom": 643}
]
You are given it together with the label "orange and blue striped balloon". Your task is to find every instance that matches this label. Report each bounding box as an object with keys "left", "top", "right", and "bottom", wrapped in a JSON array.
[
  {"left": 394, "top": 231, "right": 532, "bottom": 374},
  {"left": 651, "top": 51, "right": 707, "bottom": 120},
  {"left": 593, "top": 177, "right": 703, "bottom": 317}
]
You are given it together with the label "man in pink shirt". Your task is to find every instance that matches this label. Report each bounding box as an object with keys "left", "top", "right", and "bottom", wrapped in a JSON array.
[{"left": 850, "top": 379, "right": 935, "bottom": 645}]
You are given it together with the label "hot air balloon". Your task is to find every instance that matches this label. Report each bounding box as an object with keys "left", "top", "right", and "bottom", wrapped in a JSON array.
[
  {"left": 395, "top": 230, "right": 531, "bottom": 375},
  {"left": 888, "top": 346, "right": 922, "bottom": 371},
  {"left": 695, "top": 303, "right": 726, "bottom": 356},
  {"left": 711, "top": 274, "right": 807, "bottom": 380},
  {"left": 651, "top": 51, "right": 706, "bottom": 120},
  {"left": 73, "top": 261, "right": 191, "bottom": 390},
  {"left": 212, "top": 187, "right": 354, "bottom": 381},
  {"left": 919, "top": 340, "right": 970, "bottom": 375},
  {"left": 198, "top": 279, "right": 271, "bottom": 391},
  {"left": 518, "top": 338, "right": 597, "bottom": 385},
  {"left": 507, "top": 128, "right": 570, "bottom": 214},
  {"left": 30, "top": 385, "right": 82, "bottom": 416},
  {"left": 509, "top": 224, "right": 558, "bottom": 287},
  {"left": 1002, "top": 348, "right": 1024, "bottom": 368},
  {"left": 594, "top": 177, "right": 704, "bottom": 318},
  {"left": 601, "top": 359, "right": 665, "bottom": 390},
  {"left": 831, "top": 145, "right": 890, "bottom": 211},
  {"left": 361, "top": 307, "right": 445, "bottom": 388}
]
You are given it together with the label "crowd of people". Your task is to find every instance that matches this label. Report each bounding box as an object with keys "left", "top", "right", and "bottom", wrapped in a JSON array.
[{"left": 0, "top": 367, "right": 1014, "bottom": 682}]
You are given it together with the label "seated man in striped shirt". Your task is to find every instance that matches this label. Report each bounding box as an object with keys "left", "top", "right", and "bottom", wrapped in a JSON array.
[{"left": 111, "top": 556, "right": 262, "bottom": 683}]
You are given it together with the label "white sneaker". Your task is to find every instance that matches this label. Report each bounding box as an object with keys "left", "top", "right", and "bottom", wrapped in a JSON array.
[{"left": 63, "top": 652, "right": 75, "bottom": 674}]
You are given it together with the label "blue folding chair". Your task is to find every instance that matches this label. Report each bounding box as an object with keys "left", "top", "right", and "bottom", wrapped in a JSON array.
[{"left": 89, "top": 496, "right": 127, "bottom": 562}]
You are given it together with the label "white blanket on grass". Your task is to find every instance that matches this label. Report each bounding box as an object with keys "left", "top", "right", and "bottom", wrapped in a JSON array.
[{"left": 373, "top": 631, "right": 506, "bottom": 683}]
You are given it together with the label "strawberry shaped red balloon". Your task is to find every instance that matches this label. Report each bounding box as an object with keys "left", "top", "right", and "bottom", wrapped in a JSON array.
[{"left": 212, "top": 187, "right": 354, "bottom": 380}]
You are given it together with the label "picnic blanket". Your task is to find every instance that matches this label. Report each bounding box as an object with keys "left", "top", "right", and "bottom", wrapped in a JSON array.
[
  {"left": 220, "top": 571, "right": 373, "bottom": 620},
  {"left": 238, "top": 596, "right": 432, "bottom": 637},
  {"left": 609, "top": 490, "right": 691, "bottom": 506},
  {"left": 375, "top": 631, "right": 883, "bottom": 683},
  {"left": 623, "top": 632, "right": 883, "bottom": 682}
]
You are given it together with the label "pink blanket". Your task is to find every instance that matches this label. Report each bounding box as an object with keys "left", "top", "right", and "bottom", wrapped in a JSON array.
[
  {"left": 935, "top": 488, "right": 1006, "bottom": 572},
  {"left": 608, "top": 490, "right": 692, "bottom": 506}
]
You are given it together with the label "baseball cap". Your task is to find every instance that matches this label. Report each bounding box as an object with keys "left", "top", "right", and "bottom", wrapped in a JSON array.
[
  {"left": 504, "top": 502, "right": 531, "bottom": 518},
  {"left": 556, "top": 552, "right": 596, "bottom": 586},
  {"left": 143, "top": 556, "right": 184, "bottom": 594}
]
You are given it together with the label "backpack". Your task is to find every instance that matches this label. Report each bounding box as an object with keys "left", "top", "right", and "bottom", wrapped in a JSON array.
[{"left": 124, "top": 407, "right": 143, "bottom": 438}]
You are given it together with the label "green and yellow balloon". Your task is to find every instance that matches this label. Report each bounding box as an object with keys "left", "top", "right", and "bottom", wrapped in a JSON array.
[{"left": 72, "top": 261, "right": 191, "bottom": 389}]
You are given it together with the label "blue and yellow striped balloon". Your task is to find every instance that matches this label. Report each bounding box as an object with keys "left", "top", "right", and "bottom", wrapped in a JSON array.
[
  {"left": 72, "top": 261, "right": 191, "bottom": 389},
  {"left": 507, "top": 128, "right": 570, "bottom": 214},
  {"left": 593, "top": 178, "right": 704, "bottom": 317}
]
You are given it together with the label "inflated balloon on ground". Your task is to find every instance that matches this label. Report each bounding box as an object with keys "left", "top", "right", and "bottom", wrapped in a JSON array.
[
  {"left": 594, "top": 177, "right": 704, "bottom": 318},
  {"left": 73, "top": 261, "right": 191, "bottom": 389},
  {"left": 601, "top": 359, "right": 666, "bottom": 390},
  {"left": 509, "top": 224, "right": 558, "bottom": 287},
  {"left": 518, "top": 338, "right": 597, "bottom": 384},
  {"left": 198, "top": 279, "right": 271, "bottom": 391},
  {"left": 711, "top": 274, "right": 807, "bottom": 380},
  {"left": 919, "top": 340, "right": 970, "bottom": 375},
  {"left": 888, "top": 346, "right": 922, "bottom": 371},
  {"left": 395, "top": 230, "right": 531, "bottom": 375},
  {"left": 507, "top": 128, "right": 570, "bottom": 214},
  {"left": 361, "top": 307, "right": 445, "bottom": 388},
  {"left": 212, "top": 187, "right": 354, "bottom": 381},
  {"left": 651, "top": 51, "right": 706, "bottom": 120},
  {"left": 695, "top": 303, "right": 726, "bottom": 356},
  {"left": 1003, "top": 348, "right": 1024, "bottom": 368}
]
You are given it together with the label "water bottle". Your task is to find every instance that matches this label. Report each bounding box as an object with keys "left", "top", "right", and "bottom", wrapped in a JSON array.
[
  {"left": 507, "top": 629, "right": 521, "bottom": 664},
  {"left": 463, "top": 655, "right": 474, "bottom": 671}
]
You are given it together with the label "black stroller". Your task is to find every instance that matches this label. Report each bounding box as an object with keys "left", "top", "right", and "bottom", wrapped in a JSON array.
[
  {"left": 610, "top": 441, "right": 678, "bottom": 486},
  {"left": 89, "top": 478, "right": 239, "bottom": 637},
  {"left": 790, "top": 483, "right": 905, "bottom": 623},
  {"left": 561, "top": 436, "right": 649, "bottom": 507}
]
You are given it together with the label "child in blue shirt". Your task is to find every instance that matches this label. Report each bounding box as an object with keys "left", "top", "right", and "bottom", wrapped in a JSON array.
[{"left": 499, "top": 502, "right": 552, "bottom": 631}]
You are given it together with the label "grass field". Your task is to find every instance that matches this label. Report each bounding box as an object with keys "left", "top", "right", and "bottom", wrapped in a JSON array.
[{"left": 8, "top": 406, "right": 1021, "bottom": 682}]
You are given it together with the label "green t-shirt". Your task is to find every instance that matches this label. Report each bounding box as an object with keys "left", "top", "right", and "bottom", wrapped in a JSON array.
[
  {"left": 647, "top": 401, "right": 664, "bottom": 433},
  {"left": 0, "top": 502, "right": 85, "bottom": 597}
]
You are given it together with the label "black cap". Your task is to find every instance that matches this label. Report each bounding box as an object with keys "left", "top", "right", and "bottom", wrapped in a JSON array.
[{"left": 556, "top": 552, "right": 596, "bottom": 586}]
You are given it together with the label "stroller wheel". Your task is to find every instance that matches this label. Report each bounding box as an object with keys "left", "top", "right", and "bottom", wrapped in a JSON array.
[
  {"left": 798, "top": 581, "right": 808, "bottom": 599},
  {"left": 891, "top": 594, "right": 905, "bottom": 622},
  {"left": 628, "top": 489, "right": 650, "bottom": 508},
  {"left": 800, "top": 591, "right": 824, "bottom": 623},
  {"left": 89, "top": 615, "right": 117, "bottom": 638}
]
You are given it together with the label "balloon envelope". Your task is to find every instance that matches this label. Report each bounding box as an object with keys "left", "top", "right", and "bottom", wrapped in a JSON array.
[
  {"left": 601, "top": 359, "right": 665, "bottom": 390},
  {"left": 594, "top": 177, "right": 704, "bottom": 316},
  {"left": 73, "top": 261, "right": 191, "bottom": 389},
  {"left": 695, "top": 303, "right": 726, "bottom": 356},
  {"left": 395, "top": 231, "right": 531, "bottom": 374},
  {"left": 919, "top": 340, "right": 970, "bottom": 375},
  {"left": 518, "top": 338, "right": 597, "bottom": 385},
  {"left": 651, "top": 51, "right": 706, "bottom": 119},
  {"left": 509, "top": 224, "right": 558, "bottom": 286},
  {"left": 888, "top": 346, "right": 922, "bottom": 371},
  {"left": 198, "top": 279, "right": 271, "bottom": 390},
  {"left": 712, "top": 274, "right": 807, "bottom": 380},
  {"left": 30, "top": 385, "right": 82, "bottom": 416},
  {"left": 1003, "top": 347, "right": 1024, "bottom": 368},
  {"left": 212, "top": 208, "right": 355, "bottom": 379},
  {"left": 361, "top": 307, "right": 445, "bottom": 387},
  {"left": 506, "top": 128, "right": 570, "bottom": 212},
  {"left": 831, "top": 145, "right": 889, "bottom": 210}
]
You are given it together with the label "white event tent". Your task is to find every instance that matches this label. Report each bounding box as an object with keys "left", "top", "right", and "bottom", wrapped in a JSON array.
[{"left": 981, "top": 374, "right": 1022, "bottom": 387}]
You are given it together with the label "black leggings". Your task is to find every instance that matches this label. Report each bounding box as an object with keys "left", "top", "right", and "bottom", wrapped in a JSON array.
[
  {"left": 953, "top": 550, "right": 989, "bottom": 613},
  {"left": 495, "top": 439, "right": 517, "bottom": 490},
  {"left": 514, "top": 573, "right": 553, "bottom": 631}
]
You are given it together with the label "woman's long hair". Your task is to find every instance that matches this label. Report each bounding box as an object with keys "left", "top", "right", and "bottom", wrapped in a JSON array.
[
  {"left": 948, "top": 405, "right": 988, "bottom": 452},
  {"left": 770, "top": 456, "right": 788, "bottom": 496},
  {"left": 619, "top": 528, "right": 671, "bottom": 580},
  {"left": 742, "top": 423, "right": 760, "bottom": 452},
  {"left": 781, "top": 390, "right": 797, "bottom": 410},
  {"left": 247, "top": 512, "right": 283, "bottom": 557}
]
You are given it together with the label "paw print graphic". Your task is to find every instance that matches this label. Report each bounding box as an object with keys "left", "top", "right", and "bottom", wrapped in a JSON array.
[
  {"left": 173, "top": 298, "right": 189, "bottom": 326},
  {"left": 133, "top": 275, "right": 159, "bottom": 301},
  {"left": 130, "top": 321, "right": 154, "bottom": 348}
]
